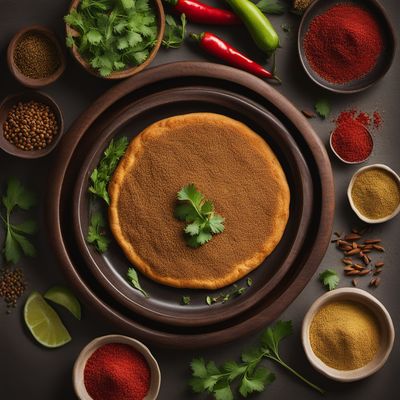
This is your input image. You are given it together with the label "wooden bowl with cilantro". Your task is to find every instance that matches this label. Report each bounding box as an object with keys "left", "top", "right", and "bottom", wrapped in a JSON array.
[{"left": 65, "top": 0, "right": 165, "bottom": 79}]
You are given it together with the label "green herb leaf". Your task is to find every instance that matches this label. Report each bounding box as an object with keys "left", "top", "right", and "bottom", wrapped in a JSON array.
[
  {"left": 281, "top": 23, "right": 291, "bottom": 33},
  {"left": 239, "top": 366, "right": 275, "bottom": 397},
  {"left": 175, "top": 184, "right": 224, "bottom": 248},
  {"left": 261, "top": 320, "right": 292, "bottom": 356},
  {"left": 127, "top": 267, "right": 149, "bottom": 297},
  {"left": 315, "top": 99, "right": 331, "bottom": 119},
  {"left": 181, "top": 295, "right": 191, "bottom": 305},
  {"left": 319, "top": 268, "right": 340, "bottom": 291},
  {"left": 256, "top": 0, "right": 285, "bottom": 15},
  {"left": 162, "top": 13, "right": 186, "bottom": 48},
  {"left": 87, "top": 212, "right": 110, "bottom": 253},
  {"left": 89, "top": 137, "right": 129, "bottom": 204},
  {"left": 1, "top": 178, "right": 36, "bottom": 264}
]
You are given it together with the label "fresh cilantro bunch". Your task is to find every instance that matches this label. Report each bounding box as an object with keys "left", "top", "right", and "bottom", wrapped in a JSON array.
[
  {"left": 89, "top": 136, "right": 129, "bottom": 204},
  {"left": 65, "top": 0, "right": 158, "bottom": 77},
  {"left": 1, "top": 178, "right": 37, "bottom": 264},
  {"left": 174, "top": 184, "right": 225, "bottom": 248},
  {"left": 87, "top": 211, "right": 110, "bottom": 253},
  {"left": 190, "top": 321, "right": 324, "bottom": 399}
]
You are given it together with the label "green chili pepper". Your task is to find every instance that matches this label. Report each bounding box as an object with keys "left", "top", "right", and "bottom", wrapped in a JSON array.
[{"left": 226, "top": 0, "right": 279, "bottom": 55}]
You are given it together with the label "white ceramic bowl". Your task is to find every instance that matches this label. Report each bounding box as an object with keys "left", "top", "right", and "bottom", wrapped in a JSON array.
[
  {"left": 329, "top": 127, "right": 373, "bottom": 164},
  {"left": 73, "top": 335, "right": 161, "bottom": 400},
  {"left": 302, "top": 288, "right": 394, "bottom": 382},
  {"left": 347, "top": 163, "right": 400, "bottom": 223}
]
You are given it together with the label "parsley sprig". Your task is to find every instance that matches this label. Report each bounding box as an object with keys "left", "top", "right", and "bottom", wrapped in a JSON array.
[
  {"left": 89, "top": 136, "right": 129, "bottom": 204},
  {"left": 174, "top": 184, "right": 225, "bottom": 248},
  {"left": 190, "top": 321, "right": 324, "bottom": 399},
  {"left": 87, "top": 212, "right": 110, "bottom": 253},
  {"left": 65, "top": 0, "right": 158, "bottom": 77},
  {"left": 1, "top": 178, "right": 37, "bottom": 264},
  {"left": 162, "top": 14, "right": 187, "bottom": 48}
]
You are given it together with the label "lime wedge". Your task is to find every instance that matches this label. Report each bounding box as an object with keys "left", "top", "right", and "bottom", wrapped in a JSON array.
[
  {"left": 44, "top": 285, "right": 81, "bottom": 320},
  {"left": 24, "top": 292, "right": 71, "bottom": 348}
]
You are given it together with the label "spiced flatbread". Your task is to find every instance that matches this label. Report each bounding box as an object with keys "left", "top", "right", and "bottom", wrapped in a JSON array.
[{"left": 109, "top": 113, "right": 290, "bottom": 289}]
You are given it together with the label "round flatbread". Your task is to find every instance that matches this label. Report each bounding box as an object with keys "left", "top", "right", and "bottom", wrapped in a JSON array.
[{"left": 109, "top": 113, "right": 290, "bottom": 289}]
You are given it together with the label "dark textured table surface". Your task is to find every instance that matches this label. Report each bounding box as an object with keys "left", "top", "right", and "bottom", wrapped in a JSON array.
[{"left": 0, "top": 1, "right": 399, "bottom": 399}]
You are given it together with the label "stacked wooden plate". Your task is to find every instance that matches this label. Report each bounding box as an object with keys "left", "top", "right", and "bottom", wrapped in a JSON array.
[{"left": 48, "top": 62, "right": 334, "bottom": 348}]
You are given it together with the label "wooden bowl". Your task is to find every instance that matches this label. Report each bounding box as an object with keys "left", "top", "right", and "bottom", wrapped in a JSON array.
[
  {"left": 298, "top": 0, "right": 396, "bottom": 93},
  {"left": 0, "top": 92, "right": 64, "bottom": 159},
  {"left": 347, "top": 164, "right": 400, "bottom": 223},
  {"left": 66, "top": 0, "right": 165, "bottom": 79},
  {"left": 73, "top": 335, "right": 161, "bottom": 400},
  {"left": 7, "top": 25, "right": 66, "bottom": 88},
  {"left": 302, "top": 288, "right": 395, "bottom": 382}
]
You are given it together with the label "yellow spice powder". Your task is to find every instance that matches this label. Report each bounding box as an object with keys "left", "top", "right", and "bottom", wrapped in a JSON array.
[
  {"left": 309, "top": 300, "right": 381, "bottom": 370},
  {"left": 351, "top": 168, "right": 400, "bottom": 219}
]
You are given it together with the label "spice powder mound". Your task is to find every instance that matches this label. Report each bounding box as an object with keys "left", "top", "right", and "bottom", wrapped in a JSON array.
[
  {"left": 351, "top": 168, "right": 400, "bottom": 220},
  {"left": 108, "top": 113, "right": 290, "bottom": 289},
  {"left": 309, "top": 300, "right": 381, "bottom": 370}
]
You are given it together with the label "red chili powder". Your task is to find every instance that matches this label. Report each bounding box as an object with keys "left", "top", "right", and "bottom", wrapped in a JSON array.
[
  {"left": 304, "top": 4, "right": 383, "bottom": 84},
  {"left": 84, "top": 343, "right": 151, "bottom": 400},
  {"left": 331, "top": 111, "right": 373, "bottom": 163},
  {"left": 373, "top": 111, "right": 383, "bottom": 129}
]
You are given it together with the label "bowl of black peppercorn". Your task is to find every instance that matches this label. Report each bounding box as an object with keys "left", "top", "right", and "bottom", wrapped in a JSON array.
[{"left": 0, "top": 92, "right": 64, "bottom": 159}]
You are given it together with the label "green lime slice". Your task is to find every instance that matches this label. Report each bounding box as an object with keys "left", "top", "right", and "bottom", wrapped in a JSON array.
[
  {"left": 44, "top": 285, "right": 81, "bottom": 320},
  {"left": 24, "top": 292, "right": 71, "bottom": 348}
]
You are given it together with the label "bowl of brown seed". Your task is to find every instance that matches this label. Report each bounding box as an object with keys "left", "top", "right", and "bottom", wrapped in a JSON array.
[
  {"left": 7, "top": 25, "right": 66, "bottom": 88},
  {"left": 0, "top": 92, "right": 64, "bottom": 159}
]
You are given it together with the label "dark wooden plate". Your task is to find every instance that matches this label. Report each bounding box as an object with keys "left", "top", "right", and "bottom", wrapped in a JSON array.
[
  {"left": 298, "top": 0, "right": 396, "bottom": 93},
  {"left": 48, "top": 62, "right": 334, "bottom": 348},
  {"left": 73, "top": 86, "right": 313, "bottom": 327}
]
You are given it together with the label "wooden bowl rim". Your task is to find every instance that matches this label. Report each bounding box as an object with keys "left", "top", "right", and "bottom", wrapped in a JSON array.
[
  {"left": 65, "top": 0, "right": 165, "bottom": 80},
  {"left": 0, "top": 91, "right": 64, "bottom": 159},
  {"left": 7, "top": 25, "right": 66, "bottom": 88}
]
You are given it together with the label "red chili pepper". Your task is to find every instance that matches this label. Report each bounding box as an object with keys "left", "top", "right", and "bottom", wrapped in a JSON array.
[
  {"left": 191, "top": 32, "right": 280, "bottom": 82},
  {"left": 165, "top": 0, "right": 241, "bottom": 25}
]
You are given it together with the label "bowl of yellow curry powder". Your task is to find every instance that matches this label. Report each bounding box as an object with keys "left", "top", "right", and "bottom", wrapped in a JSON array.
[
  {"left": 348, "top": 164, "right": 400, "bottom": 224},
  {"left": 302, "top": 288, "right": 394, "bottom": 382}
]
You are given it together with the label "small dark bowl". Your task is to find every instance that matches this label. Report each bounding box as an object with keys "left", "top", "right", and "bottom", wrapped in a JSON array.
[
  {"left": 298, "top": 0, "right": 396, "bottom": 93},
  {"left": 0, "top": 92, "right": 64, "bottom": 159},
  {"left": 7, "top": 25, "right": 66, "bottom": 88}
]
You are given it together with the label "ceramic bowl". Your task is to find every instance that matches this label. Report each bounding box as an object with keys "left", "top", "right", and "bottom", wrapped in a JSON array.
[
  {"left": 329, "top": 126, "right": 373, "bottom": 164},
  {"left": 0, "top": 92, "right": 64, "bottom": 159},
  {"left": 302, "top": 288, "right": 395, "bottom": 382},
  {"left": 298, "top": 0, "right": 396, "bottom": 93},
  {"left": 73, "top": 334, "right": 161, "bottom": 400},
  {"left": 65, "top": 0, "right": 165, "bottom": 79},
  {"left": 347, "top": 164, "right": 400, "bottom": 223},
  {"left": 7, "top": 25, "right": 66, "bottom": 88}
]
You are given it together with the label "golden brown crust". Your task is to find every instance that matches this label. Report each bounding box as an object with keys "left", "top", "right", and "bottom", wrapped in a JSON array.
[{"left": 109, "top": 113, "right": 290, "bottom": 289}]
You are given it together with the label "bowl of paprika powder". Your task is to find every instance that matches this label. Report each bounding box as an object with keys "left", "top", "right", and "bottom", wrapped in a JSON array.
[
  {"left": 298, "top": 0, "right": 396, "bottom": 93},
  {"left": 73, "top": 334, "right": 161, "bottom": 400}
]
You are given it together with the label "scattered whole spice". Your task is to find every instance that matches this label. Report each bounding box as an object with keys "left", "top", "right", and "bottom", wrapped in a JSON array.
[
  {"left": 84, "top": 343, "right": 151, "bottom": 400},
  {"left": 292, "top": 0, "right": 313, "bottom": 14},
  {"left": 3, "top": 100, "right": 58, "bottom": 151},
  {"left": 310, "top": 300, "right": 381, "bottom": 370},
  {"left": 14, "top": 32, "right": 60, "bottom": 79},
  {"left": 303, "top": 4, "right": 383, "bottom": 84},
  {"left": 0, "top": 267, "right": 27, "bottom": 311},
  {"left": 330, "top": 110, "right": 380, "bottom": 163},
  {"left": 351, "top": 168, "right": 400, "bottom": 220}
]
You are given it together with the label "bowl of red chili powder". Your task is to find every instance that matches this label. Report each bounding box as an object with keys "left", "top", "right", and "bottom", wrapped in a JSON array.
[
  {"left": 73, "top": 335, "right": 161, "bottom": 400},
  {"left": 298, "top": 0, "right": 396, "bottom": 93}
]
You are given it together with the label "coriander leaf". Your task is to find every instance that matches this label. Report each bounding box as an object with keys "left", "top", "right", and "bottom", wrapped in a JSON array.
[
  {"left": 162, "top": 13, "right": 186, "bottom": 49},
  {"left": 177, "top": 183, "right": 203, "bottom": 207},
  {"left": 181, "top": 295, "right": 191, "bottom": 305},
  {"left": 206, "top": 295, "right": 212, "bottom": 305},
  {"left": 239, "top": 366, "right": 275, "bottom": 397},
  {"left": 189, "top": 377, "right": 206, "bottom": 393},
  {"left": 89, "top": 137, "right": 128, "bottom": 204},
  {"left": 87, "top": 212, "right": 110, "bottom": 253},
  {"left": 247, "top": 277, "right": 253, "bottom": 286},
  {"left": 11, "top": 231, "right": 36, "bottom": 257},
  {"left": 261, "top": 320, "right": 292, "bottom": 357},
  {"left": 13, "top": 220, "right": 37, "bottom": 234},
  {"left": 4, "top": 228, "right": 22, "bottom": 264},
  {"left": 315, "top": 99, "right": 331, "bottom": 119},
  {"left": 2, "top": 177, "right": 36, "bottom": 213},
  {"left": 66, "top": 34, "right": 75, "bottom": 48},
  {"left": 214, "top": 384, "right": 233, "bottom": 400},
  {"left": 174, "top": 203, "right": 198, "bottom": 222},
  {"left": 319, "top": 269, "right": 339, "bottom": 291},
  {"left": 223, "top": 361, "right": 246, "bottom": 381},
  {"left": 208, "top": 214, "right": 225, "bottom": 234},
  {"left": 196, "top": 230, "right": 212, "bottom": 246},
  {"left": 127, "top": 267, "right": 149, "bottom": 297},
  {"left": 185, "top": 220, "right": 201, "bottom": 236},
  {"left": 256, "top": 0, "right": 285, "bottom": 15},
  {"left": 191, "top": 358, "right": 208, "bottom": 378},
  {"left": 87, "top": 29, "right": 102, "bottom": 45},
  {"left": 120, "top": 0, "right": 134, "bottom": 9},
  {"left": 241, "top": 347, "right": 263, "bottom": 364}
]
